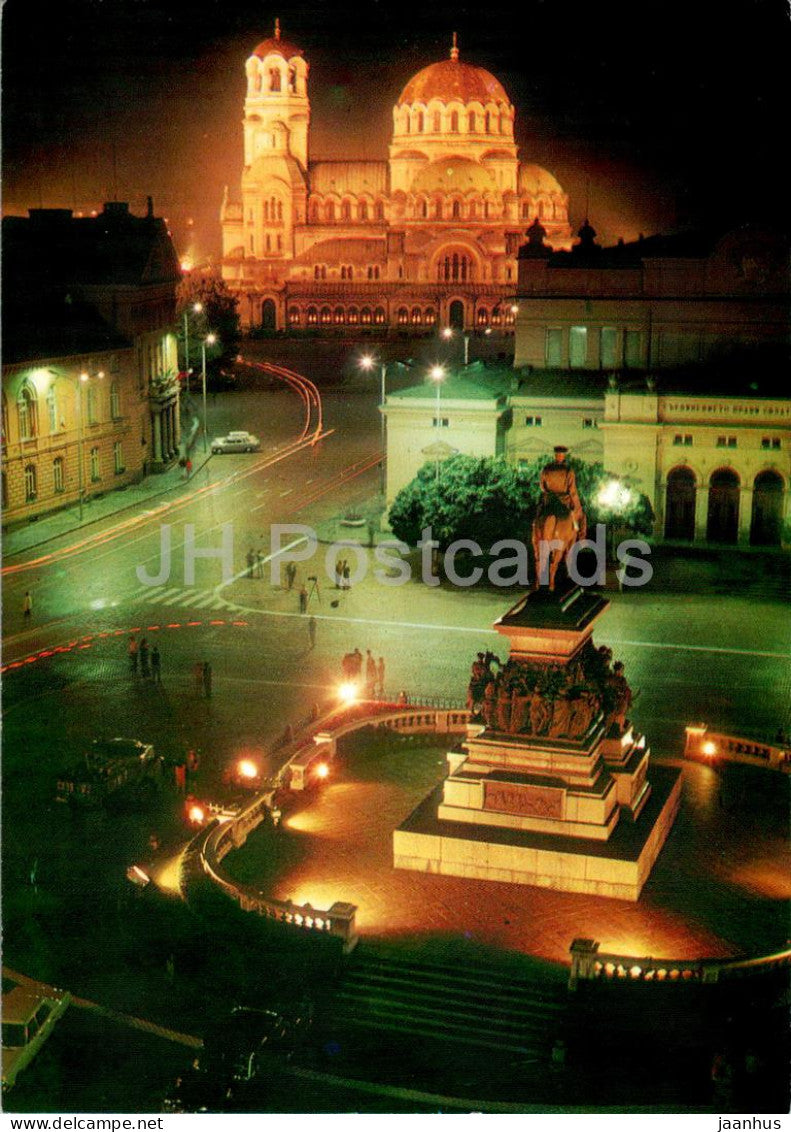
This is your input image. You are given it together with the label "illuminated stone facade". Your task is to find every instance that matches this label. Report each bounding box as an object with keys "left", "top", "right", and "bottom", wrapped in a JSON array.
[{"left": 220, "top": 24, "right": 571, "bottom": 331}]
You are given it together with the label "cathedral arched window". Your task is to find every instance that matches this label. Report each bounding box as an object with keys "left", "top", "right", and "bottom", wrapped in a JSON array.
[
  {"left": 374, "top": 307, "right": 386, "bottom": 324},
  {"left": 374, "top": 201, "right": 385, "bottom": 221},
  {"left": 348, "top": 307, "right": 359, "bottom": 324},
  {"left": 397, "top": 307, "right": 409, "bottom": 325},
  {"left": 263, "top": 201, "right": 270, "bottom": 221},
  {"left": 325, "top": 201, "right": 335, "bottom": 223},
  {"left": 266, "top": 234, "right": 271, "bottom": 252},
  {"left": 277, "top": 234, "right": 282, "bottom": 251},
  {"left": 467, "top": 110, "right": 476, "bottom": 132},
  {"left": 361, "top": 307, "right": 372, "bottom": 325},
  {"left": 435, "top": 199, "right": 443, "bottom": 219},
  {"left": 452, "top": 253, "right": 459, "bottom": 279},
  {"left": 17, "top": 383, "right": 38, "bottom": 439},
  {"left": 269, "top": 68, "right": 281, "bottom": 92},
  {"left": 359, "top": 200, "right": 368, "bottom": 221},
  {"left": 450, "top": 110, "right": 459, "bottom": 132},
  {"left": 320, "top": 306, "right": 331, "bottom": 324},
  {"left": 277, "top": 199, "right": 283, "bottom": 222},
  {"left": 341, "top": 201, "right": 351, "bottom": 222},
  {"left": 469, "top": 200, "right": 476, "bottom": 218},
  {"left": 416, "top": 112, "right": 425, "bottom": 132},
  {"left": 424, "top": 307, "right": 436, "bottom": 325},
  {"left": 307, "top": 306, "right": 318, "bottom": 325},
  {"left": 522, "top": 202, "right": 530, "bottom": 219},
  {"left": 288, "top": 67, "right": 297, "bottom": 93},
  {"left": 405, "top": 115, "right": 411, "bottom": 134},
  {"left": 538, "top": 200, "right": 546, "bottom": 218},
  {"left": 485, "top": 112, "right": 491, "bottom": 133},
  {"left": 288, "top": 306, "right": 300, "bottom": 325},
  {"left": 432, "top": 110, "right": 441, "bottom": 132},
  {"left": 452, "top": 200, "right": 461, "bottom": 219},
  {"left": 419, "top": 198, "right": 428, "bottom": 219},
  {"left": 334, "top": 306, "right": 344, "bottom": 324},
  {"left": 411, "top": 306, "right": 422, "bottom": 324}
]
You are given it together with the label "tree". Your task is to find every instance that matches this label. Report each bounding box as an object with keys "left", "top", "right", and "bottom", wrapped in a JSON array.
[
  {"left": 388, "top": 454, "right": 654, "bottom": 549},
  {"left": 176, "top": 271, "right": 241, "bottom": 373}
]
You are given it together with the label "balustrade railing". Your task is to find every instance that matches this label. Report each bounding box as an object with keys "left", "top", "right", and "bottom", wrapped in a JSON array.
[{"left": 569, "top": 938, "right": 791, "bottom": 990}]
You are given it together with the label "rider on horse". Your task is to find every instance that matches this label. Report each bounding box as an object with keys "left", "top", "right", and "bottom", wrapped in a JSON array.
[{"left": 536, "top": 446, "right": 587, "bottom": 540}]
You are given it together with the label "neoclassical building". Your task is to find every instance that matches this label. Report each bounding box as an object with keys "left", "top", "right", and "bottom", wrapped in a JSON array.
[{"left": 220, "top": 23, "right": 571, "bottom": 331}]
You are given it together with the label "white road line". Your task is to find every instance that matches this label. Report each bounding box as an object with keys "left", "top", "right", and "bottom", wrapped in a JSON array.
[{"left": 279, "top": 488, "right": 294, "bottom": 497}]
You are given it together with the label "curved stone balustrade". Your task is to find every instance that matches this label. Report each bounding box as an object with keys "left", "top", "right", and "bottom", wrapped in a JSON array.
[
  {"left": 684, "top": 725, "right": 790, "bottom": 773},
  {"left": 569, "top": 937, "right": 791, "bottom": 990}
]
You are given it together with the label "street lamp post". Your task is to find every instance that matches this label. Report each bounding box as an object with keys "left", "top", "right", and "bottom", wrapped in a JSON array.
[
  {"left": 201, "top": 333, "right": 216, "bottom": 451},
  {"left": 183, "top": 302, "right": 203, "bottom": 393},
  {"left": 429, "top": 364, "right": 446, "bottom": 482},
  {"left": 359, "top": 354, "right": 387, "bottom": 493}
]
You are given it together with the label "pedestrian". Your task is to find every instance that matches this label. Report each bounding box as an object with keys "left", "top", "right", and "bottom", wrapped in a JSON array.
[
  {"left": 308, "top": 615, "right": 317, "bottom": 649},
  {"left": 341, "top": 652, "right": 354, "bottom": 680},
  {"left": 365, "top": 649, "right": 377, "bottom": 697},
  {"left": 185, "top": 457, "right": 193, "bottom": 479},
  {"left": 186, "top": 748, "right": 200, "bottom": 774},
  {"left": 193, "top": 661, "right": 204, "bottom": 692},
  {"left": 202, "top": 661, "right": 213, "bottom": 699},
  {"left": 334, "top": 557, "right": 343, "bottom": 589},
  {"left": 151, "top": 644, "right": 161, "bottom": 683},
  {"left": 246, "top": 548, "right": 255, "bottom": 578},
  {"left": 139, "top": 637, "right": 150, "bottom": 678},
  {"left": 22, "top": 591, "right": 32, "bottom": 620},
  {"left": 128, "top": 634, "right": 139, "bottom": 674},
  {"left": 286, "top": 561, "right": 297, "bottom": 590},
  {"left": 352, "top": 647, "right": 363, "bottom": 679},
  {"left": 298, "top": 585, "right": 308, "bottom": 614},
  {"left": 256, "top": 549, "right": 264, "bottom": 579},
  {"left": 377, "top": 656, "right": 386, "bottom": 698},
  {"left": 174, "top": 761, "right": 187, "bottom": 794},
  {"left": 342, "top": 561, "right": 351, "bottom": 590}
]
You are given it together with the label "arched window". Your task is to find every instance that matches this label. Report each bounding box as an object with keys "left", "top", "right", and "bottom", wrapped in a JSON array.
[
  {"left": 325, "top": 201, "right": 335, "bottom": 223},
  {"left": 450, "top": 110, "right": 459, "bottom": 132},
  {"left": 468, "top": 201, "right": 476, "bottom": 219},
  {"left": 17, "top": 384, "right": 38, "bottom": 439},
  {"left": 288, "top": 306, "right": 301, "bottom": 325},
  {"left": 361, "top": 307, "right": 372, "bottom": 324},
  {"left": 334, "top": 306, "right": 345, "bottom": 324},
  {"left": 485, "top": 111, "right": 491, "bottom": 133},
  {"left": 277, "top": 234, "right": 282, "bottom": 251},
  {"left": 90, "top": 446, "right": 100, "bottom": 481},
  {"left": 288, "top": 67, "right": 297, "bottom": 92},
  {"left": 307, "top": 306, "right": 318, "bottom": 325},
  {"left": 110, "top": 382, "right": 121, "bottom": 420},
  {"left": 266, "top": 234, "right": 272, "bottom": 252},
  {"left": 374, "top": 307, "right": 386, "bottom": 325},
  {"left": 24, "top": 463, "right": 37, "bottom": 501},
  {"left": 263, "top": 200, "right": 270, "bottom": 221},
  {"left": 452, "top": 253, "right": 459, "bottom": 280},
  {"left": 433, "top": 110, "right": 441, "bottom": 132},
  {"left": 483, "top": 201, "right": 490, "bottom": 219},
  {"left": 419, "top": 198, "right": 428, "bottom": 219},
  {"left": 314, "top": 265, "right": 321, "bottom": 280},
  {"left": 341, "top": 200, "right": 351, "bottom": 222},
  {"left": 435, "top": 199, "right": 442, "bottom": 219},
  {"left": 416, "top": 112, "right": 424, "bottom": 132},
  {"left": 269, "top": 68, "right": 281, "bottom": 92},
  {"left": 53, "top": 456, "right": 65, "bottom": 493},
  {"left": 309, "top": 201, "right": 319, "bottom": 223},
  {"left": 47, "top": 386, "right": 58, "bottom": 432},
  {"left": 411, "top": 306, "right": 422, "bottom": 324},
  {"left": 424, "top": 307, "right": 436, "bottom": 325},
  {"left": 348, "top": 307, "right": 359, "bottom": 325},
  {"left": 522, "top": 202, "right": 530, "bottom": 219},
  {"left": 477, "top": 308, "right": 489, "bottom": 325},
  {"left": 452, "top": 200, "right": 461, "bottom": 219},
  {"left": 277, "top": 200, "right": 283, "bottom": 222},
  {"left": 405, "top": 115, "right": 411, "bottom": 134},
  {"left": 397, "top": 307, "right": 409, "bottom": 325},
  {"left": 467, "top": 110, "right": 476, "bottom": 131},
  {"left": 320, "top": 306, "right": 332, "bottom": 325},
  {"left": 359, "top": 200, "right": 368, "bottom": 221},
  {"left": 374, "top": 201, "right": 384, "bottom": 221},
  {"left": 665, "top": 467, "right": 696, "bottom": 541}
]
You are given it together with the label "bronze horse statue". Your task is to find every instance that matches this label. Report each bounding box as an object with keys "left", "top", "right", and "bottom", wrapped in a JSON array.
[{"left": 532, "top": 504, "right": 578, "bottom": 591}]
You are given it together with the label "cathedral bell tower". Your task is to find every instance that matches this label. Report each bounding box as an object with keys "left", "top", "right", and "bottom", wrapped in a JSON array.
[{"left": 243, "top": 18, "right": 310, "bottom": 171}]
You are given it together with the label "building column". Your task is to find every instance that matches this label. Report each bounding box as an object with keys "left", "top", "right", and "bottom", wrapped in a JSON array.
[
  {"left": 738, "top": 487, "right": 753, "bottom": 545},
  {"left": 152, "top": 408, "right": 163, "bottom": 463},
  {"left": 694, "top": 486, "right": 709, "bottom": 542},
  {"left": 174, "top": 399, "right": 181, "bottom": 449}
]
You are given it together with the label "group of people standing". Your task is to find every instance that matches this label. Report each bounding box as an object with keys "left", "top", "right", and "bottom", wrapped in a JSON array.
[
  {"left": 341, "top": 648, "right": 386, "bottom": 698},
  {"left": 334, "top": 558, "right": 352, "bottom": 590},
  {"left": 128, "top": 634, "right": 161, "bottom": 682}
]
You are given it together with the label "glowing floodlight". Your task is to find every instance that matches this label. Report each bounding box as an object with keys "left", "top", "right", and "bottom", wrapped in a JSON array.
[
  {"left": 315, "top": 762, "right": 330, "bottom": 780},
  {"left": 338, "top": 682, "right": 358, "bottom": 705},
  {"left": 237, "top": 759, "right": 259, "bottom": 780},
  {"left": 701, "top": 740, "right": 717, "bottom": 757},
  {"left": 187, "top": 803, "right": 206, "bottom": 825}
]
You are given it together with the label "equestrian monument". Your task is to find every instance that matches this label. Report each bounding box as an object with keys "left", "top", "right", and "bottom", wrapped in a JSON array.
[{"left": 393, "top": 451, "right": 682, "bottom": 900}]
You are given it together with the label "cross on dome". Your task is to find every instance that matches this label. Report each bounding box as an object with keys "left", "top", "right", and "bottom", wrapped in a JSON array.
[
  {"left": 274, "top": 17, "right": 281, "bottom": 41},
  {"left": 450, "top": 31, "right": 459, "bottom": 61}
]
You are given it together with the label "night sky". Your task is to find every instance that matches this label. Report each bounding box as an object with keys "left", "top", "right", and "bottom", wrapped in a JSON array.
[{"left": 3, "top": 0, "right": 788, "bottom": 260}]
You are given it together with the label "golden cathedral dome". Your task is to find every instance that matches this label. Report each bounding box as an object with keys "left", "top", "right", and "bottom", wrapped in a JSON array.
[
  {"left": 253, "top": 17, "right": 303, "bottom": 60},
  {"left": 518, "top": 164, "right": 565, "bottom": 195},
  {"left": 398, "top": 36, "right": 510, "bottom": 106},
  {"left": 410, "top": 156, "right": 496, "bottom": 195}
]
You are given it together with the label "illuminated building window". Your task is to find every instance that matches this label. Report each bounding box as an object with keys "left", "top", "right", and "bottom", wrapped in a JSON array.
[
  {"left": 17, "top": 384, "right": 38, "bottom": 439},
  {"left": 433, "top": 417, "right": 449, "bottom": 428},
  {"left": 582, "top": 418, "right": 596, "bottom": 430},
  {"left": 525, "top": 416, "right": 542, "bottom": 427},
  {"left": 483, "top": 201, "right": 490, "bottom": 219},
  {"left": 485, "top": 111, "right": 491, "bottom": 133},
  {"left": 673, "top": 434, "right": 693, "bottom": 446},
  {"left": 263, "top": 201, "right": 269, "bottom": 221},
  {"left": 717, "top": 436, "right": 737, "bottom": 448},
  {"left": 467, "top": 110, "right": 476, "bottom": 131},
  {"left": 397, "top": 307, "right": 409, "bottom": 325},
  {"left": 545, "top": 329, "right": 562, "bottom": 367},
  {"left": 359, "top": 200, "right": 368, "bottom": 221},
  {"left": 53, "top": 457, "right": 64, "bottom": 493},
  {"left": 468, "top": 201, "right": 476, "bottom": 219},
  {"left": 437, "top": 252, "right": 472, "bottom": 283},
  {"left": 348, "top": 307, "right": 359, "bottom": 324},
  {"left": 491, "top": 308, "right": 502, "bottom": 326},
  {"left": 424, "top": 307, "right": 436, "bottom": 325},
  {"left": 325, "top": 201, "right": 335, "bottom": 223},
  {"left": 761, "top": 437, "right": 782, "bottom": 449},
  {"left": 341, "top": 201, "right": 351, "bottom": 222},
  {"left": 452, "top": 200, "right": 461, "bottom": 219},
  {"left": 307, "top": 306, "right": 318, "bottom": 325},
  {"left": 288, "top": 307, "right": 300, "bottom": 325},
  {"left": 432, "top": 111, "right": 441, "bottom": 132},
  {"left": 361, "top": 307, "right": 372, "bottom": 324},
  {"left": 419, "top": 198, "right": 428, "bottom": 219},
  {"left": 334, "top": 306, "right": 344, "bottom": 324},
  {"left": 47, "top": 387, "right": 58, "bottom": 432},
  {"left": 374, "top": 201, "right": 384, "bottom": 221},
  {"left": 110, "top": 382, "right": 121, "bottom": 419},
  {"left": 416, "top": 112, "right": 424, "bottom": 132},
  {"left": 522, "top": 202, "right": 530, "bottom": 220},
  {"left": 24, "top": 463, "right": 37, "bottom": 501},
  {"left": 90, "top": 446, "right": 101, "bottom": 481},
  {"left": 269, "top": 67, "right": 281, "bottom": 92},
  {"left": 374, "top": 307, "right": 386, "bottom": 324},
  {"left": 600, "top": 327, "right": 618, "bottom": 368},
  {"left": 320, "top": 306, "right": 331, "bottom": 325},
  {"left": 114, "top": 441, "right": 124, "bottom": 475},
  {"left": 450, "top": 110, "right": 459, "bottom": 131},
  {"left": 624, "top": 330, "right": 642, "bottom": 368},
  {"left": 477, "top": 308, "right": 489, "bottom": 325},
  {"left": 411, "top": 306, "right": 422, "bottom": 324},
  {"left": 569, "top": 326, "right": 587, "bottom": 368}
]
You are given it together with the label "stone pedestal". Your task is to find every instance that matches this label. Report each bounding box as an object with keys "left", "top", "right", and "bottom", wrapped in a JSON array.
[{"left": 393, "top": 584, "right": 682, "bottom": 901}]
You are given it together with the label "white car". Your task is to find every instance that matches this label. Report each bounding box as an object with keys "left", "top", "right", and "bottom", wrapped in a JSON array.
[
  {"left": 211, "top": 430, "right": 261, "bottom": 454},
  {"left": 2, "top": 980, "right": 71, "bottom": 1090}
]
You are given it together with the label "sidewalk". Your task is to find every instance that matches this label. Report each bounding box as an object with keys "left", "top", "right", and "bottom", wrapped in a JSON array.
[{"left": 2, "top": 447, "right": 213, "bottom": 558}]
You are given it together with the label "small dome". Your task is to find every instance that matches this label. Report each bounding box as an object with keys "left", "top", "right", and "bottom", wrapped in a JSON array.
[
  {"left": 410, "top": 156, "right": 496, "bottom": 195},
  {"left": 518, "top": 164, "right": 564, "bottom": 195},
  {"left": 252, "top": 18, "right": 303, "bottom": 60},
  {"left": 398, "top": 40, "right": 509, "bottom": 107}
]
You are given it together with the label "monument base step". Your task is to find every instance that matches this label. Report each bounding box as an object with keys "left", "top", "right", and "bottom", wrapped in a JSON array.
[{"left": 394, "top": 765, "right": 682, "bottom": 902}]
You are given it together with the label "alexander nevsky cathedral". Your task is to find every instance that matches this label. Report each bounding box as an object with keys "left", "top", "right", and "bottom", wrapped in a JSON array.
[{"left": 220, "top": 21, "right": 572, "bottom": 331}]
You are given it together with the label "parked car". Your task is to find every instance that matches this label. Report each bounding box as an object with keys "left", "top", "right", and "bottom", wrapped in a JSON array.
[
  {"left": 56, "top": 738, "right": 161, "bottom": 809},
  {"left": 210, "top": 431, "right": 261, "bottom": 454},
  {"left": 2, "top": 980, "right": 71, "bottom": 1091}
]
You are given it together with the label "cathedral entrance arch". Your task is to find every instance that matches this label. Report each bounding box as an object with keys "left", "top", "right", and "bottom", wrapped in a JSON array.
[
  {"left": 261, "top": 298, "right": 277, "bottom": 330},
  {"left": 664, "top": 466, "right": 696, "bottom": 540},
  {"left": 449, "top": 299, "right": 465, "bottom": 330},
  {"left": 750, "top": 469, "right": 784, "bottom": 546},
  {"left": 706, "top": 468, "right": 740, "bottom": 543}
]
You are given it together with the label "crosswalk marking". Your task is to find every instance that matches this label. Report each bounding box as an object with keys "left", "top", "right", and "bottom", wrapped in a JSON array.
[{"left": 130, "top": 584, "right": 243, "bottom": 612}]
